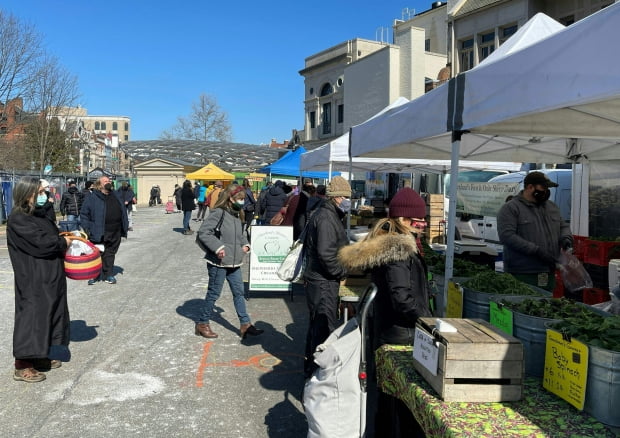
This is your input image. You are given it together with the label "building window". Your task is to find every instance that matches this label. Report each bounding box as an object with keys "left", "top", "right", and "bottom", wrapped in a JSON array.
[
  {"left": 124, "top": 122, "right": 129, "bottom": 131},
  {"left": 460, "top": 38, "right": 474, "bottom": 71},
  {"left": 479, "top": 31, "right": 495, "bottom": 62},
  {"left": 101, "top": 121, "right": 107, "bottom": 130},
  {"left": 112, "top": 122, "right": 118, "bottom": 131},
  {"left": 337, "top": 104, "right": 344, "bottom": 124},
  {"left": 425, "top": 38, "right": 431, "bottom": 52},
  {"left": 95, "top": 121, "right": 100, "bottom": 130},
  {"left": 322, "top": 103, "right": 331, "bottom": 135},
  {"left": 320, "top": 83, "right": 333, "bottom": 97},
  {"left": 124, "top": 135, "right": 128, "bottom": 141},
  {"left": 310, "top": 111, "right": 316, "bottom": 129},
  {"left": 309, "top": 87, "right": 314, "bottom": 95},
  {"left": 500, "top": 24, "right": 517, "bottom": 45}
]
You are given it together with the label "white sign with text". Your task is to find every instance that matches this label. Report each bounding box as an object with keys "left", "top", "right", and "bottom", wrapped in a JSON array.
[{"left": 413, "top": 327, "right": 439, "bottom": 376}]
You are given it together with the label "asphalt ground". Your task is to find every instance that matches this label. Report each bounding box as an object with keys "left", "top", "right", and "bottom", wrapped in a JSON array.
[{"left": 0, "top": 206, "right": 310, "bottom": 438}]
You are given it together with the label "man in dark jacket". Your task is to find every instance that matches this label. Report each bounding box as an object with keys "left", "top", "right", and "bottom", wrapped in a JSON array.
[
  {"left": 303, "top": 175, "right": 351, "bottom": 378},
  {"left": 116, "top": 182, "right": 136, "bottom": 231},
  {"left": 80, "top": 176, "right": 129, "bottom": 285},
  {"left": 59, "top": 179, "right": 83, "bottom": 231},
  {"left": 498, "top": 171, "right": 573, "bottom": 291},
  {"left": 260, "top": 180, "right": 287, "bottom": 224}
]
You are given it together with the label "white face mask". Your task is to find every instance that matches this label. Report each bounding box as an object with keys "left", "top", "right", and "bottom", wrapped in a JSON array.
[{"left": 339, "top": 198, "right": 351, "bottom": 212}]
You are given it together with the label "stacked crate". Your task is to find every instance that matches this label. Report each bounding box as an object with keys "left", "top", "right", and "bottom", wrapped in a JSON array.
[
  {"left": 579, "top": 238, "right": 620, "bottom": 304},
  {"left": 425, "top": 193, "right": 445, "bottom": 244}
]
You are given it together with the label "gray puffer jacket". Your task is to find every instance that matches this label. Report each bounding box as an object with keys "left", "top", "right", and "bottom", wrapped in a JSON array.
[
  {"left": 497, "top": 192, "right": 572, "bottom": 274},
  {"left": 197, "top": 207, "right": 249, "bottom": 267}
]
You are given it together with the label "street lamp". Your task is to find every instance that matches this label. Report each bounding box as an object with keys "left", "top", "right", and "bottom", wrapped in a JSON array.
[{"left": 83, "top": 148, "right": 90, "bottom": 178}]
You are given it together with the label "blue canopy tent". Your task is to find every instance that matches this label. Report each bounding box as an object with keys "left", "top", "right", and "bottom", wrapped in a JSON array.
[{"left": 258, "top": 147, "right": 339, "bottom": 180}]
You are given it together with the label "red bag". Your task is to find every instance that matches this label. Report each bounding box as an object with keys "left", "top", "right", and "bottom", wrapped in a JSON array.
[{"left": 270, "top": 206, "right": 287, "bottom": 225}]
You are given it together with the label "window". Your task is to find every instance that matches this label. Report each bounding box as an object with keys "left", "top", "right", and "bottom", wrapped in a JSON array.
[
  {"left": 124, "top": 122, "right": 129, "bottom": 131},
  {"left": 320, "top": 83, "right": 333, "bottom": 97},
  {"left": 124, "top": 135, "right": 128, "bottom": 141},
  {"left": 309, "top": 111, "right": 316, "bottom": 129},
  {"left": 101, "top": 121, "right": 107, "bottom": 130},
  {"left": 460, "top": 38, "right": 474, "bottom": 71},
  {"left": 112, "top": 122, "right": 118, "bottom": 131},
  {"left": 479, "top": 31, "right": 495, "bottom": 62},
  {"left": 337, "top": 104, "right": 344, "bottom": 124},
  {"left": 94, "top": 121, "right": 100, "bottom": 130},
  {"left": 322, "top": 103, "right": 331, "bottom": 135},
  {"left": 337, "top": 77, "right": 343, "bottom": 87},
  {"left": 500, "top": 25, "right": 517, "bottom": 45},
  {"left": 425, "top": 38, "right": 431, "bottom": 52}
]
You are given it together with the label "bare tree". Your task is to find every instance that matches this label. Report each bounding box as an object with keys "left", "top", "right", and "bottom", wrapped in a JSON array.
[
  {"left": 161, "top": 93, "right": 232, "bottom": 141},
  {"left": 22, "top": 56, "right": 80, "bottom": 174}
]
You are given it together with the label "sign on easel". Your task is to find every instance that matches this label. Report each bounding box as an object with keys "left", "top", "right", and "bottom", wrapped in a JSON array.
[{"left": 249, "top": 226, "right": 293, "bottom": 291}]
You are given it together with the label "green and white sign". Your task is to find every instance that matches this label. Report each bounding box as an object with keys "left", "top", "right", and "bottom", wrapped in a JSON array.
[{"left": 249, "top": 225, "right": 293, "bottom": 291}]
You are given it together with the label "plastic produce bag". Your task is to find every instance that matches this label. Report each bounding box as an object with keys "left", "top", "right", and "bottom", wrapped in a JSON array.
[
  {"left": 67, "top": 239, "right": 94, "bottom": 257},
  {"left": 557, "top": 249, "right": 592, "bottom": 293}
]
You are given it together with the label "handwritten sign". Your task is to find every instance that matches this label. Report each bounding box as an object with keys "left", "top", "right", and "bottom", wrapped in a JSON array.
[
  {"left": 456, "top": 182, "right": 520, "bottom": 216},
  {"left": 489, "top": 301, "right": 513, "bottom": 335},
  {"left": 445, "top": 280, "right": 463, "bottom": 318},
  {"left": 543, "top": 329, "right": 589, "bottom": 410},
  {"left": 413, "top": 327, "right": 439, "bottom": 376}
]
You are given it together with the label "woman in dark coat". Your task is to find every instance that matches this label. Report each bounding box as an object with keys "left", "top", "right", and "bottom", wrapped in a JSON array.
[
  {"left": 338, "top": 187, "right": 431, "bottom": 436},
  {"left": 7, "top": 177, "right": 72, "bottom": 382},
  {"left": 180, "top": 180, "right": 196, "bottom": 235}
]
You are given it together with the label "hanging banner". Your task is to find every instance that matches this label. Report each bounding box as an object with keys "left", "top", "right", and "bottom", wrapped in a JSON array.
[
  {"left": 249, "top": 226, "right": 293, "bottom": 291},
  {"left": 456, "top": 182, "right": 520, "bottom": 216}
]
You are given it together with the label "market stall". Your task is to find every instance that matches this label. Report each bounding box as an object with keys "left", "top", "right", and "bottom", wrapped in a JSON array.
[{"left": 377, "top": 345, "right": 617, "bottom": 437}]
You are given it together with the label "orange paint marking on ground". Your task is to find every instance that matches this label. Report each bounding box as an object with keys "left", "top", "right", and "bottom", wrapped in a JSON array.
[{"left": 195, "top": 341, "right": 214, "bottom": 388}]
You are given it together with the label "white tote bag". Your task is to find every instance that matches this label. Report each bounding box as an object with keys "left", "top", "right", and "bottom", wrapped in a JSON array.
[{"left": 277, "top": 240, "right": 305, "bottom": 283}]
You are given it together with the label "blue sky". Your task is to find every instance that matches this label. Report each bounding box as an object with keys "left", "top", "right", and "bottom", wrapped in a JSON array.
[{"left": 6, "top": 0, "right": 431, "bottom": 145}]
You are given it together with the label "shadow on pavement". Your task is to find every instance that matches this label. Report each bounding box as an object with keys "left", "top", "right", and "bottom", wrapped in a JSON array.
[
  {"left": 70, "top": 319, "right": 99, "bottom": 342},
  {"left": 264, "top": 390, "right": 308, "bottom": 438},
  {"left": 176, "top": 298, "right": 237, "bottom": 336}
]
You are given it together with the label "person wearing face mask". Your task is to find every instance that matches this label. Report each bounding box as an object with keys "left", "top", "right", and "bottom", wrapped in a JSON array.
[
  {"left": 37, "top": 179, "right": 57, "bottom": 223},
  {"left": 79, "top": 176, "right": 129, "bottom": 285},
  {"left": 195, "top": 184, "right": 264, "bottom": 340},
  {"left": 497, "top": 171, "right": 573, "bottom": 291},
  {"left": 338, "top": 186, "right": 431, "bottom": 437},
  {"left": 302, "top": 175, "right": 351, "bottom": 379}
]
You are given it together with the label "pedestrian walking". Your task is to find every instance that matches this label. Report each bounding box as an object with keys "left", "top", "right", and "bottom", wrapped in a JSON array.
[
  {"left": 116, "top": 181, "right": 136, "bottom": 231},
  {"left": 195, "top": 182, "right": 207, "bottom": 221},
  {"left": 59, "top": 178, "right": 83, "bottom": 231},
  {"left": 7, "top": 177, "right": 72, "bottom": 383},
  {"left": 80, "top": 176, "right": 129, "bottom": 285},
  {"left": 194, "top": 184, "right": 264, "bottom": 340},
  {"left": 181, "top": 180, "right": 196, "bottom": 235},
  {"left": 173, "top": 184, "right": 182, "bottom": 212}
]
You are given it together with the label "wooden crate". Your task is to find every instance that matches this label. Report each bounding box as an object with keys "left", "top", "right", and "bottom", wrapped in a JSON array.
[
  {"left": 426, "top": 194, "right": 444, "bottom": 205},
  {"left": 413, "top": 317, "right": 524, "bottom": 402}
]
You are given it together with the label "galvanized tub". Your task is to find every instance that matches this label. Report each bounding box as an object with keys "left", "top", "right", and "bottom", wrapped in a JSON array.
[
  {"left": 463, "top": 284, "right": 550, "bottom": 322},
  {"left": 584, "top": 345, "right": 620, "bottom": 426}
]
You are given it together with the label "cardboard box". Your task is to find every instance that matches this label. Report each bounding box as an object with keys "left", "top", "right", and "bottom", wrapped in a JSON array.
[{"left": 413, "top": 317, "right": 523, "bottom": 402}]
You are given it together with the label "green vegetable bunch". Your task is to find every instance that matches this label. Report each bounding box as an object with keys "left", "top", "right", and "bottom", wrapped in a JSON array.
[
  {"left": 422, "top": 242, "right": 492, "bottom": 277},
  {"left": 549, "top": 315, "right": 620, "bottom": 352},
  {"left": 463, "top": 271, "right": 542, "bottom": 296},
  {"left": 498, "top": 297, "right": 600, "bottom": 319}
]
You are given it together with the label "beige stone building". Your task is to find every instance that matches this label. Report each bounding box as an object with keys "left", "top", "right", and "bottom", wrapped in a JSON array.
[{"left": 132, "top": 158, "right": 197, "bottom": 207}]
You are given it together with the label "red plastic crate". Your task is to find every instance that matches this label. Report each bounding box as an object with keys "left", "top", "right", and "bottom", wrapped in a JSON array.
[
  {"left": 583, "top": 240, "right": 620, "bottom": 266},
  {"left": 582, "top": 287, "right": 610, "bottom": 305},
  {"left": 572, "top": 235, "right": 588, "bottom": 261},
  {"left": 553, "top": 269, "right": 564, "bottom": 298}
]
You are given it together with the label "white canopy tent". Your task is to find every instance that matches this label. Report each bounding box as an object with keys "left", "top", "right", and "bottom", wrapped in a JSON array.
[{"left": 349, "top": 5, "right": 620, "bottom": 306}]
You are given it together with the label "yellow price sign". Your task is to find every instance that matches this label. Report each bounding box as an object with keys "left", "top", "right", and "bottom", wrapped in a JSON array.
[
  {"left": 445, "top": 280, "right": 463, "bottom": 318},
  {"left": 543, "top": 329, "right": 589, "bottom": 410}
]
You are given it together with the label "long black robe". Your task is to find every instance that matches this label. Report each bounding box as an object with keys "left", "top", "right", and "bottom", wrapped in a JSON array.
[{"left": 7, "top": 209, "right": 69, "bottom": 359}]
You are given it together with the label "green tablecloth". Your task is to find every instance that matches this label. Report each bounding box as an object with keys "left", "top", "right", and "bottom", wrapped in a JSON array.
[{"left": 376, "top": 345, "right": 616, "bottom": 438}]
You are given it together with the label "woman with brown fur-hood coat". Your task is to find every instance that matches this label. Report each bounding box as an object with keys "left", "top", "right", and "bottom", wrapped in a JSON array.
[{"left": 338, "top": 188, "right": 432, "bottom": 346}]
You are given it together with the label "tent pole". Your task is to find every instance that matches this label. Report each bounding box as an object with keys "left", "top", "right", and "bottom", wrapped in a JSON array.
[{"left": 444, "top": 131, "right": 462, "bottom": 315}]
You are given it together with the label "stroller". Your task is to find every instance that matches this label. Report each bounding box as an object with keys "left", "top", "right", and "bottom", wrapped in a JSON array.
[{"left": 304, "top": 283, "right": 378, "bottom": 438}]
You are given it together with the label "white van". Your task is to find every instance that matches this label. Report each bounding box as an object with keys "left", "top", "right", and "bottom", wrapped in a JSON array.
[{"left": 456, "top": 169, "right": 572, "bottom": 243}]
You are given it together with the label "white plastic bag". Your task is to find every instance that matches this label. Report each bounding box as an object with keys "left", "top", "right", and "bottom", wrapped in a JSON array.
[
  {"left": 67, "top": 239, "right": 94, "bottom": 256},
  {"left": 277, "top": 240, "right": 305, "bottom": 283}
]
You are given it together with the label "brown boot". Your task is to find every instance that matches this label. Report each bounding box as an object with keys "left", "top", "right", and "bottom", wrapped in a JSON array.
[
  {"left": 195, "top": 323, "right": 218, "bottom": 338},
  {"left": 240, "top": 323, "right": 264, "bottom": 339}
]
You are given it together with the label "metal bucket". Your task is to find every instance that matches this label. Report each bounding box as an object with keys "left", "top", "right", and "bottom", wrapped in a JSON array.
[
  {"left": 584, "top": 345, "right": 620, "bottom": 426},
  {"left": 464, "top": 285, "right": 550, "bottom": 322}
]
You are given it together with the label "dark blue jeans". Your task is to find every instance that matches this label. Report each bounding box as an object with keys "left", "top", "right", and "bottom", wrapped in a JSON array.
[
  {"left": 197, "top": 264, "right": 250, "bottom": 325},
  {"left": 183, "top": 211, "right": 192, "bottom": 231}
]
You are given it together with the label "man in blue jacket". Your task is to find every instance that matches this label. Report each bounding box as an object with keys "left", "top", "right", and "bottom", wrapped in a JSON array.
[{"left": 80, "top": 176, "right": 129, "bottom": 285}]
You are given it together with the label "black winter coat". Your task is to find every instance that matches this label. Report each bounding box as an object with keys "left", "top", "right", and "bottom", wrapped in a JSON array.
[
  {"left": 7, "top": 209, "right": 70, "bottom": 359},
  {"left": 338, "top": 232, "right": 432, "bottom": 344},
  {"left": 60, "top": 186, "right": 83, "bottom": 216},
  {"left": 304, "top": 199, "right": 348, "bottom": 281},
  {"left": 260, "top": 185, "right": 287, "bottom": 223},
  {"left": 181, "top": 186, "right": 196, "bottom": 212}
]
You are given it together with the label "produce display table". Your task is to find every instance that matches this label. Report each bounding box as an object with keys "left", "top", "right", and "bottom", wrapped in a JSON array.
[{"left": 376, "top": 345, "right": 617, "bottom": 437}]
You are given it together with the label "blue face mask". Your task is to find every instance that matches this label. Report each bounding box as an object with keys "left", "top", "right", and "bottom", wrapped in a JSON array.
[
  {"left": 339, "top": 198, "right": 351, "bottom": 212},
  {"left": 36, "top": 194, "right": 47, "bottom": 206}
]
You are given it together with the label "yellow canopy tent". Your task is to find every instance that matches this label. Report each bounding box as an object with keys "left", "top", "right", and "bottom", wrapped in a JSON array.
[{"left": 185, "top": 162, "right": 235, "bottom": 181}]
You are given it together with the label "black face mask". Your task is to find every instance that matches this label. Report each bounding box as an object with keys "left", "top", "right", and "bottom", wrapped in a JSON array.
[
  {"left": 532, "top": 189, "right": 550, "bottom": 204},
  {"left": 104, "top": 183, "right": 113, "bottom": 191}
]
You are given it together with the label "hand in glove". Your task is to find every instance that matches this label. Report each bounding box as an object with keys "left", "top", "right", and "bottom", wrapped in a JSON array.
[
  {"left": 536, "top": 247, "right": 556, "bottom": 265},
  {"left": 560, "top": 236, "right": 573, "bottom": 251}
]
